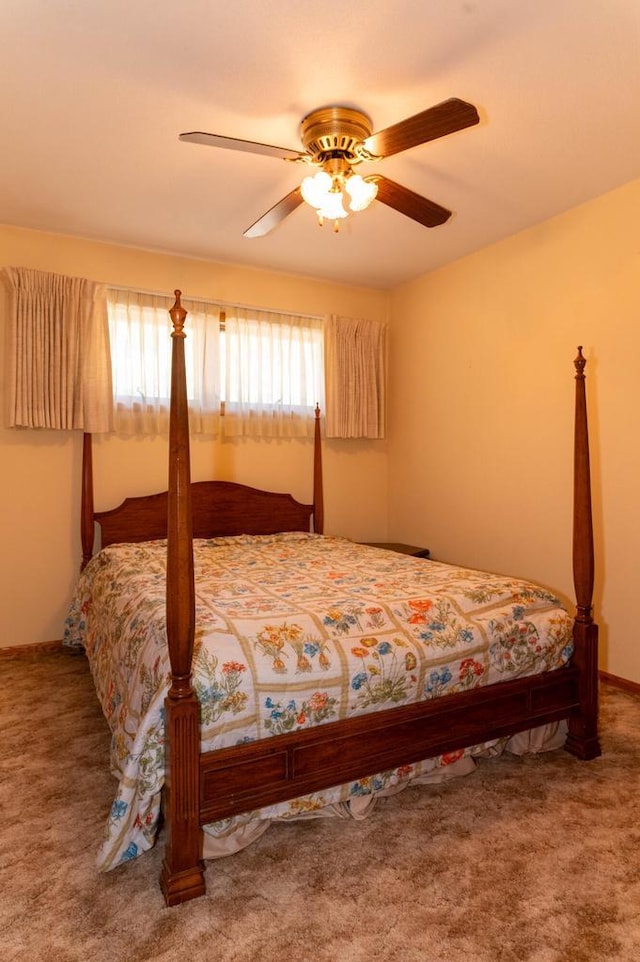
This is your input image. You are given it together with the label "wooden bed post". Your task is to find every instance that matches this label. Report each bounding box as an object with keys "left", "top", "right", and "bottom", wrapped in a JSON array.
[
  {"left": 159, "top": 291, "right": 206, "bottom": 906},
  {"left": 565, "top": 347, "right": 601, "bottom": 760},
  {"left": 80, "top": 433, "right": 95, "bottom": 569},
  {"left": 313, "top": 404, "right": 324, "bottom": 535}
]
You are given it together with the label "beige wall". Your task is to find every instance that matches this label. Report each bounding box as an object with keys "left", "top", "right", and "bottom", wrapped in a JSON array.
[
  {"left": 4, "top": 178, "right": 640, "bottom": 682},
  {"left": 0, "top": 226, "right": 389, "bottom": 648},
  {"left": 388, "top": 177, "right": 640, "bottom": 683}
]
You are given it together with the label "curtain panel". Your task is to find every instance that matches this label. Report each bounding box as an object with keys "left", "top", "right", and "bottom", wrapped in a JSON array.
[
  {"left": 221, "top": 307, "right": 324, "bottom": 438},
  {"left": 324, "top": 314, "right": 386, "bottom": 439},
  {"left": 107, "top": 289, "right": 221, "bottom": 436},
  {"left": 2, "top": 267, "right": 112, "bottom": 431}
]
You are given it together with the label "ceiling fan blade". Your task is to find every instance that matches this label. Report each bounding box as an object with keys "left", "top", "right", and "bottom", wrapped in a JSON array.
[
  {"left": 179, "top": 131, "right": 304, "bottom": 162},
  {"left": 364, "top": 98, "right": 479, "bottom": 158},
  {"left": 244, "top": 187, "right": 304, "bottom": 238},
  {"left": 372, "top": 176, "right": 452, "bottom": 228}
]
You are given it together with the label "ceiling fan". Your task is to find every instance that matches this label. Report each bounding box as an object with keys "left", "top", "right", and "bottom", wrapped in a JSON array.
[{"left": 179, "top": 98, "right": 480, "bottom": 236}]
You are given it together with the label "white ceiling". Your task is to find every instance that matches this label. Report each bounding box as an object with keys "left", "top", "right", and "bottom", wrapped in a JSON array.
[{"left": 1, "top": 1, "right": 639, "bottom": 290}]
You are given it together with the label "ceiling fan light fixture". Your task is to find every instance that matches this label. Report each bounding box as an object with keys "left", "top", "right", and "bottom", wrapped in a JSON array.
[
  {"left": 301, "top": 169, "right": 348, "bottom": 230},
  {"left": 301, "top": 167, "right": 376, "bottom": 229}
]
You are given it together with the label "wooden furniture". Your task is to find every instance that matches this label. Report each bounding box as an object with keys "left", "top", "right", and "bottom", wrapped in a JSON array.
[
  {"left": 363, "top": 542, "right": 430, "bottom": 558},
  {"left": 80, "top": 291, "right": 600, "bottom": 906}
]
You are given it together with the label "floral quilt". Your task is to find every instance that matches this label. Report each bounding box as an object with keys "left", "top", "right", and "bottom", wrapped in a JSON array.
[{"left": 63, "top": 533, "right": 574, "bottom": 870}]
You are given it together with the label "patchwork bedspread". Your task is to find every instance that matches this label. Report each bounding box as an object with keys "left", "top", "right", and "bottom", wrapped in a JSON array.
[{"left": 64, "top": 533, "right": 574, "bottom": 870}]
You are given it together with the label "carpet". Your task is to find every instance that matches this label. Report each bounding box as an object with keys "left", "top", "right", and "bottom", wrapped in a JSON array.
[{"left": 1, "top": 650, "right": 639, "bottom": 962}]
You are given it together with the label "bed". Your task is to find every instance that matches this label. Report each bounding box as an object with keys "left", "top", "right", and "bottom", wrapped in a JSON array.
[{"left": 65, "top": 291, "right": 600, "bottom": 906}]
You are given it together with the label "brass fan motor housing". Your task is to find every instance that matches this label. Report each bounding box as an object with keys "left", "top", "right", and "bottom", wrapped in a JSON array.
[{"left": 300, "top": 107, "right": 374, "bottom": 164}]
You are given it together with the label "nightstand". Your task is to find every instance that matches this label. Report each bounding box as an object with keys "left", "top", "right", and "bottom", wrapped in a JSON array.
[{"left": 363, "top": 542, "right": 430, "bottom": 559}]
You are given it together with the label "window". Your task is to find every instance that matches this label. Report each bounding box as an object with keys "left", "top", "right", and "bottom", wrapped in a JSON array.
[
  {"left": 221, "top": 306, "right": 324, "bottom": 437},
  {"left": 106, "top": 288, "right": 324, "bottom": 437}
]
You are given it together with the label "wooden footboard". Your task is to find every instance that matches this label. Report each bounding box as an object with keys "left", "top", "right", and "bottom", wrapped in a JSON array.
[{"left": 197, "top": 667, "right": 582, "bottom": 824}]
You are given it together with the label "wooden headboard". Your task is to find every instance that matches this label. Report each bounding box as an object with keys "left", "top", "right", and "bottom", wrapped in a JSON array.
[
  {"left": 80, "top": 407, "right": 324, "bottom": 566},
  {"left": 95, "top": 480, "right": 315, "bottom": 547}
]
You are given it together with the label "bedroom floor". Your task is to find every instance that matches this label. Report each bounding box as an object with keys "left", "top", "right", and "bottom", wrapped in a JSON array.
[{"left": 1, "top": 650, "right": 639, "bottom": 962}]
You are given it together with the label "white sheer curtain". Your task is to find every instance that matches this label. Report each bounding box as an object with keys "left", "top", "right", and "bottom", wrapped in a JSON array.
[
  {"left": 324, "top": 314, "right": 386, "bottom": 439},
  {"left": 2, "top": 267, "right": 112, "bottom": 431},
  {"left": 107, "top": 289, "right": 221, "bottom": 435},
  {"left": 222, "top": 307, "right": 324, "bottom": 438}
]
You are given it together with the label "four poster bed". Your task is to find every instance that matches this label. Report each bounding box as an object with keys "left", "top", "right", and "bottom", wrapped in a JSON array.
[{"left": 65, "top": 291, "right": 600, "bottom": 907}]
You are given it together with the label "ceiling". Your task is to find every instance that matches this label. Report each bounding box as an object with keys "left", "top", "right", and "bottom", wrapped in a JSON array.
[{"left": 1, "top": 1, "right": 639, "bottom": 290}]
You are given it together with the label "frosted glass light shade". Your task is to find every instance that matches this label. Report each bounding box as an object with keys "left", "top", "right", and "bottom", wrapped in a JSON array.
[
  {"left": 300, "top": 171, "right": 333, "bottom": 209},
  {"left": 345, "top": 174, "right": 378, "bottom": 211},
  {"left": 317, "top": 191, "right": 348, "bottom": 220}
]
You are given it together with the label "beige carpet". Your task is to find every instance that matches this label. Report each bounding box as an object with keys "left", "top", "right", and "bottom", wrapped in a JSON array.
[{"left": 1, "top": 649, "right": 640, "bottom": 962}]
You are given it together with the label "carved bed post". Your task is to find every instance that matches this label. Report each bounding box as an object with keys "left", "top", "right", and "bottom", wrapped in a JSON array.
[
  {"left": 313, "top": 404, "right": 324, "bottom": 534},
  {"left": 565, "top": 346, "right": 601, "bottom": 760},
  {"left": 81, "top": 433, "right": 95, "bottom": 569},
  {"left": 159, "top": 291, "right": 206, "bottom": 906}
]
